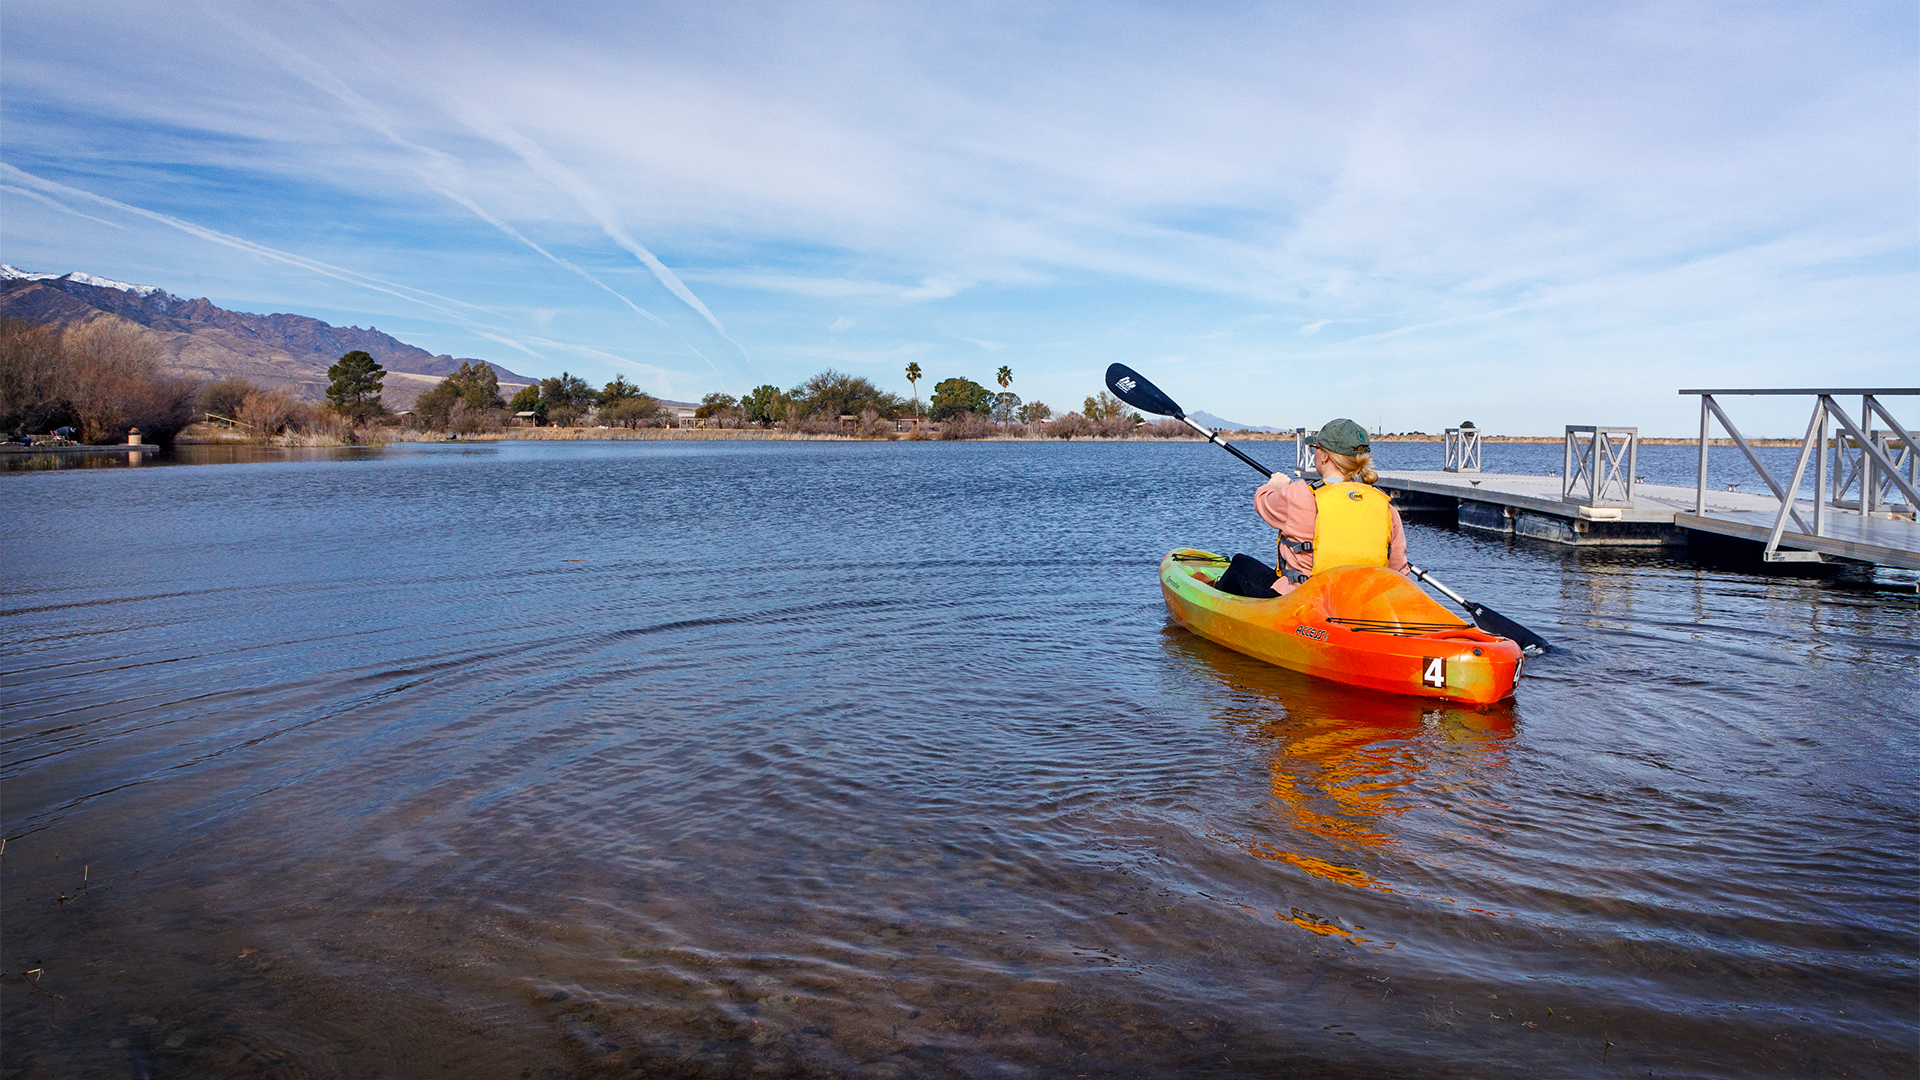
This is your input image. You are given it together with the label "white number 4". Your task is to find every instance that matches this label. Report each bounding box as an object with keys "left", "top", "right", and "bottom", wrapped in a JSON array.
[{"left": 1421, "top": 657, "right": 1446, "bottom": 688}]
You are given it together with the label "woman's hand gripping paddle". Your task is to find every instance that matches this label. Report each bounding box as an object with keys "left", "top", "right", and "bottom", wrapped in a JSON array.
[{"left": 1105, "top": 362, "right": 1551, "bottom": 656}]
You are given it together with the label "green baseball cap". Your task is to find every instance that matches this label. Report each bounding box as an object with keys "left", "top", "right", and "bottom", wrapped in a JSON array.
[{"left": 1307, "top": 418, "right": 1369, "bottom": 455}]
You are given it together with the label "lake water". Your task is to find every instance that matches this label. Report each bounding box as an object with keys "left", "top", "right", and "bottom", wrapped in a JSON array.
[{"left": 3, "top": 440, "right": 1915, "bottom": 1079}]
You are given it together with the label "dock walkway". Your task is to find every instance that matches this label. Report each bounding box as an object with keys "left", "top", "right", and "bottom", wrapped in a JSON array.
[{"left": 1, "top": 443, "right": 162, "bottom": 454}]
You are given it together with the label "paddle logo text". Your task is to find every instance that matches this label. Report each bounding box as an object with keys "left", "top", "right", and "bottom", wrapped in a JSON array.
[
  {"left": 1421, "top": 657, "right": 1447, "bottom": 688},
  {"left": 1115, "top": 376, "right": 1137, "bottom": 393}
]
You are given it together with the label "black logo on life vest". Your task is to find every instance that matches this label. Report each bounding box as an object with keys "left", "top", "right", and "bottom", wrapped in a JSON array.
[
  {"left": 1421, "top": 657, "right": 1446, "bottom": 688},
  {"left": 1347, "top": 490, "right": 1364, "bottom": 501}
]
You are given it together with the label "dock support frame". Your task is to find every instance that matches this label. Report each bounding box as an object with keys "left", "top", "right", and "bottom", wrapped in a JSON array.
[
  {"left": 1563, "top": 426, "right": 1637, "bottom": 506},
  {"left": 1444, "top": 427, "right": 1481, "bottom": 473},
  {"left": 1682, "top": 388, "right": 1918, "bottom": 563}
]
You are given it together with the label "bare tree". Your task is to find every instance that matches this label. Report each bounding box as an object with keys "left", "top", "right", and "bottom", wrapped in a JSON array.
[
  {"left": 63, "top": 318, "right": 194, "bottom": 443},
  {"left": 0, "top": 320, "right": 71, "bottom": 435}
]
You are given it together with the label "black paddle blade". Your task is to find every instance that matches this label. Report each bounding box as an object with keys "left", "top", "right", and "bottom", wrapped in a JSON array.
[
  {"left": 1466, "top": 602, "right": 1551, "bottom": 656},
  {"left": 1106, "top": 363, "right": 1184, "bottom": 418}
]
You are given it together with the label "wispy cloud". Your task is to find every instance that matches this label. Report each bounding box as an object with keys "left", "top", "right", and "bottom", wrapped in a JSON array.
[
  {"left": 0, "top": 163, "right": 493, "bottom": 321},
  {"left": 686, "top": 271, "right": 971, "bottom": 302},
  {"left": 222, "top": 14, "right": 677, "bottom": 335}
]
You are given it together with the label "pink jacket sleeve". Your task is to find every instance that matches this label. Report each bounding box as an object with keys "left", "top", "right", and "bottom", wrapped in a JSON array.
[
  {"left": 1387, "top": 506, "right": 1409, "bottom": 575},
  {"left": 1255, "top": 479, "right": 1318, "bottom": 580}
]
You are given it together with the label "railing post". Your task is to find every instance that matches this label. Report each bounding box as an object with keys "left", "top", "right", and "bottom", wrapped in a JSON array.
[
  {"left": 1563, "top": 427, "right": 1580, "bottom": 501},
  {"left": 1696, "top": 395, "right": 1710, "bottom": 514},
  {"left": 1813, "top": 398, "right": 1827, "bottom": 538},
  {"left": 1624, "top": 430, "right": 1638, "bottom": 502},
  {"left": 1862, "top": 395, "right": 1877, "bottom": 515}
]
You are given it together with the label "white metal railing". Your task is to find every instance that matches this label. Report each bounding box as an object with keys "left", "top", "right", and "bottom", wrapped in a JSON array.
[
  {"left": 1563, "top": 426, "right": 1637, "bottom": 506},
  {"left": 1680, "top": 388, "right": 1919, "bottom": 562},
  {"left": 1293, "top": 428, "right": 1314, "bottom": 477},
  {"left": 1444, "top": 426, "right": 1481, "bottom": 473}
]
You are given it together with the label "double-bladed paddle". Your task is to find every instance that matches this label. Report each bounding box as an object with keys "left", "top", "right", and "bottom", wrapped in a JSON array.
[{"left": 1104, "top": 361, "right": 1551, "bottom": 656}]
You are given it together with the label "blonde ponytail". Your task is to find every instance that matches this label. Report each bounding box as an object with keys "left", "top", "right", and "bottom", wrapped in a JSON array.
[{"left": 1324, "top": 449, "right": 1378, "bottom": 485}]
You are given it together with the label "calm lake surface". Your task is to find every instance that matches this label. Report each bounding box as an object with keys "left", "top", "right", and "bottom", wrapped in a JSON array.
[{"left": 3, "top": 440, "right": 1915, "bottom": 1079}]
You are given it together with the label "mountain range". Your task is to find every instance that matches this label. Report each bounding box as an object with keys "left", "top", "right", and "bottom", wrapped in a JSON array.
[{"left": 1, "top": 266, "right": 533, "bottom": 409}]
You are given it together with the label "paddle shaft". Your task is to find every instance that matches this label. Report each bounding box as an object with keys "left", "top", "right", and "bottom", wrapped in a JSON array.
[{"left": 1405, "top": 563, "right": 1467, "bottom": 606}]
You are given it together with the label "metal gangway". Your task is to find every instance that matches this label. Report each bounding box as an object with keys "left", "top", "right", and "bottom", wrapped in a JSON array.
[{"left": 1680, "top": 388, "right": 1918, "bottom": 564}]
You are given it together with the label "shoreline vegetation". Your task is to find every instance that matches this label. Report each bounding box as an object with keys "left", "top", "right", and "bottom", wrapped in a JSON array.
[
  {"left": 173, "top": 423, "right": 1803, "bottom": 448},
  {"left": 6, "top": 325, "right": 1812, "bottom": 450}
]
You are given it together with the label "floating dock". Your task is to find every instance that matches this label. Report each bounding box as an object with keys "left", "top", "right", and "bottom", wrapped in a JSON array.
[
  {"left": 1375, "top": 470, "right": 1920, "bottom": 570},
  {"left": 1347, "top": 387, "right": 1920, "bottom": 572}
]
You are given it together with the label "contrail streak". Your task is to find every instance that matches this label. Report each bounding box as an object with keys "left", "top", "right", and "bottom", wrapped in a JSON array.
[
  {"left": 452, "top": 105, "right": 748, "bottom": 355},
  {"left": 228, "top": 16, "right": 673, "bottom": 331},
  {"left": 1, "top": 184, "right": 129, "bottom": 231}
]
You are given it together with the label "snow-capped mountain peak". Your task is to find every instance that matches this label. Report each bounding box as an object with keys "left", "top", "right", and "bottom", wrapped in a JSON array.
[{"left": 3, "top": 264, "right": 162, "bottom": 297}]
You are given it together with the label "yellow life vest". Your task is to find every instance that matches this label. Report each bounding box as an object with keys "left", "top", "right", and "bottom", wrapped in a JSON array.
[{"left": 1310, "top": 481, "right": 1392, "bottom": 573}]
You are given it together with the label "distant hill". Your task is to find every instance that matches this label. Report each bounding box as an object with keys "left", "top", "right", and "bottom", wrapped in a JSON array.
[
  {"left": 1, "top": 266, "right": 533, "bottom": 409},
  {"left": 1187, "top": 410, "right": 1284, "bottom": 433}
]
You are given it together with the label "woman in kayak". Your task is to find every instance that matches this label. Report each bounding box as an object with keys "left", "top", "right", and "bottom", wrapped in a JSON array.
[{"left": 1221, "top": 418, "right": 1409, "bottom": 596}]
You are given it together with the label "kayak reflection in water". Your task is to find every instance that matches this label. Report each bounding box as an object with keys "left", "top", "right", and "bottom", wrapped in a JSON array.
[
  {"left": 1182, "top": 638, "right": 1515, "bottom": 897},
  {"left": 1215, "top": 418, "right": 1411, "bottom": 598}
]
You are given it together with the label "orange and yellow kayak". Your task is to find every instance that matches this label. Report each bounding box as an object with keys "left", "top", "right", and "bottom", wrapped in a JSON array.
[{"left": 1159, "top": 549, "right": 1523, "bottom": 705}]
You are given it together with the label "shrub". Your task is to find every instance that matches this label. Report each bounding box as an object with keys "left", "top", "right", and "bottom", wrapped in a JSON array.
[
  {"left": 446, "top": 400, "right": 505, "bottom": 435},
  {"left": 938, "top": 411, "right": 993, "bottom": 440},
  {"left": 237, "top": 389, "right": 304, "bottom": 436},
  {"left": 602, "top": 395, "right": 665, "bottom": 428},
  {"left": 200, "top": 377, "right": 255, "bottom": 421},
  {"left": 855, "top": 409, "right": 896, "bottom": 439},
  {"left": 1046, "top": 412, "right": 1091, "bottom": 439},
  {"left": 792, "top": 370, "right": 903, "bottom": 419}
]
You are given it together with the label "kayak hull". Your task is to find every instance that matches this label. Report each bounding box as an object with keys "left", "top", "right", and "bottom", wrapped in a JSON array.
[{"left": 1159, "top": 549, "right": 1523, "bottom": 706}]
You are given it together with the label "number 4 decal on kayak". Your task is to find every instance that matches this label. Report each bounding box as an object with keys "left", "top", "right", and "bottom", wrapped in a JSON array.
[{"left": 1421, "top": 657, "right": 1446, "bottom": 688}]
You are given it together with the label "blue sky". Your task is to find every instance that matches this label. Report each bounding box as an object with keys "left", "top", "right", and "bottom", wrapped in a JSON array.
[{"left": 2, "top": 1, "right": 1913, "bottom": 434}]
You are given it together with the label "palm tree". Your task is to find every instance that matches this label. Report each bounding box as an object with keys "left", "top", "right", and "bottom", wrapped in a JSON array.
[
  {"left": 905, "top": 362, "right": 923, "bottom": 418},
  {"left": 996, "top": 365, "right": 1012, "bottom": 391}
]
